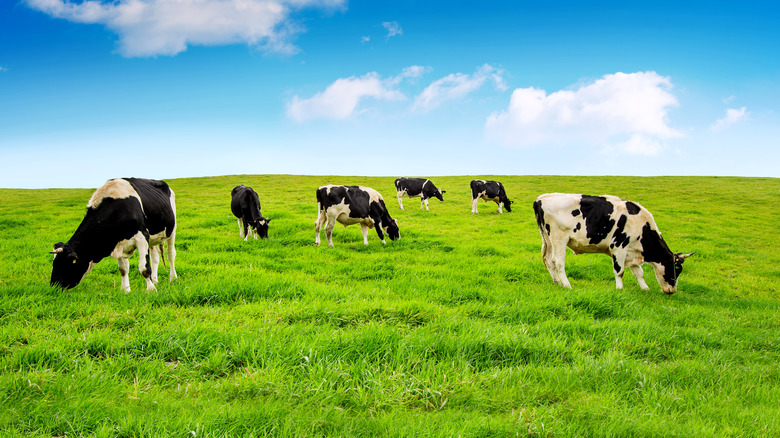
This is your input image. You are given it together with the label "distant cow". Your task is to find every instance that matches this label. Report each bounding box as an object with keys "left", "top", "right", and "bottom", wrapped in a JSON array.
[
  {"left": 315, "top": 185, "right": 400, "bottom": 247},
  {"left": 394, "top": 177, "right": 445, "bottom": 211},
  {"left": 231, "top": 185, "right": 271, "bottom": 240},
  {"left": 50, "top": 178, "right": 177, "bottom": 292},
  {"left": 470, "top": 180, "right": 513, "bottom": 214},
  {"left": 533, "top": 193, "right": 693, "bottom": 294}
]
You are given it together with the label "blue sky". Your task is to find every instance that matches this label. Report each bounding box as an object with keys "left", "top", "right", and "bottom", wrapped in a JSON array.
[{"left": 1, "top": 0, "right": 778, "bottom": 188}]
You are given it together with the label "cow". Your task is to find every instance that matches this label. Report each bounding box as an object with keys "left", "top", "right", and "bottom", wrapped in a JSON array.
[
  {"left": 231, "top": 185, "right": 271, "bottom": 240},
  {"left": 533, "top": 193, "right": 693, "bottom": 294},
  {"left": 50, "top": 178, "right": 177, "bottom": 292},
  {"left": 314, "top": 184, "right": 400, "bottom": 247},
  {"left": 394, "top": 177, "right": 445, "bottom": 211},
  {"left": 470, "top": 180, "right": 513, "bottom": 214}
]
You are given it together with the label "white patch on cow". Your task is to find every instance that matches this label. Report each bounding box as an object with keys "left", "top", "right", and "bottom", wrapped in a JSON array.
[
  {"left": 88, "top": 178, "right": 142, "bottom": 210},
  {"left": 360, "top": 186, "right": 384, "bottom": 204}
]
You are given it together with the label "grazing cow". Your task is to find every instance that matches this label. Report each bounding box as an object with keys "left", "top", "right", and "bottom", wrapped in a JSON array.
[
  {"left": 470, "top": 180, "right": 513, "bottom": 214},
  {"left": 533, "top": 193, "right": 693, "bottom": 294},
  {"left": 394, "top": 177, "right": 446, "bottom": 211},
  {"left": 315, "top": 184, "right": 400, "bottom": 247},
  {"left": 50, "top": 178, "right": 177, "bottom": 292},
  {"left": 231, "top": 185, "right": 271, "bottom": 240}
]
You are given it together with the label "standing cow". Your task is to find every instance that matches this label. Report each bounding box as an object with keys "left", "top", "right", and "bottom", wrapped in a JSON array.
[
  {"left": 231, "top": 185, "right": 271, "bottom": 240},
  {"left": 315, "top": 184, "right": 400, "bottom": 247},
  {"left": 394, "top": 177, "right": 445, "bottom": 211},
  {"left": 50, "top": 178, "right": 177, "bottom": 292},
  {"left": 533, "top": 193, "right": 693, "bottom": 294},
  {"left": 470, "top": 180, "right": 513, "bottom": 214}
]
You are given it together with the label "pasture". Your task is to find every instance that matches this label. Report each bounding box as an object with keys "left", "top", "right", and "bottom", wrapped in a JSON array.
[{"left": 1, "top": 174, "right": 778, "bottom": 437}]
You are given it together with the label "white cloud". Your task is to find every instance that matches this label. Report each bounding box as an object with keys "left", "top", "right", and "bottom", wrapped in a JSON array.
[
  {"left": 0, "top": 66, "right": 7, "bottom": 72},
  {"left": 382, "top": 21, "right": 402, "bottom": 40},
  {"left": 286, "top": 72, "right": 406, "bottom": 122},
  {"left": 413, "top": 64, "right": 506, "bottom": 112},
  {"left": 485, "top": 71, "right": 681, "bottom": 155},
  {"left": 711, "top": 107, "right": 748, "bottom": 130},
  {"left": 24, "top": 0, "right": 344, "bottom": 57},
  {"left": 360, "top": 36, "right": 370, "bottom": 44}
]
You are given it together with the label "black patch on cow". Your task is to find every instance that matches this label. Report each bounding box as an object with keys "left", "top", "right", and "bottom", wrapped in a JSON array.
[
  {"left": 571, "top": 209, "right": 580, "bottom": 217},
  {"left": 612, "top": 215, "right": 630, "bottom": 249},
  {"left": 640, "top": 223, "right": 676, "bottom": 287},
  {"left": 533, "top": 199, "right": 548, "bottom": 235},
  {"left": 579, "top": 195, "right": 615, "bottom": 244},
  {"left": 473, "top": 180, "right": 512, "bottom": 212},
  {"left": 124, "top": 178, "right": 176, "bottom": 238},
  {"left": 395, "top": 177, "right": 444, "bottom": 202},
  {"left": 626, "top": 201, "right": 641, "bottom": 215},
  {"left": 612, "top": 255, "right": 622, "bottom": 273},
  {"left": 573, "top": 222, "right": 581, "bottom": 232}
]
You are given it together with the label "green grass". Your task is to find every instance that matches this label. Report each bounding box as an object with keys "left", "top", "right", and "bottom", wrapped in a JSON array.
[{"left": 1, "top": 174, "right": 779, "bottom": 437}]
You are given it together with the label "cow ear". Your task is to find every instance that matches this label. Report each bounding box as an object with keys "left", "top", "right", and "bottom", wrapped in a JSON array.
[
  {"left": 266, "top": 218, "right": 272, "bottom": 223},
  {"left": 441, "top": 190, "right": 446, "bottom": 194}
]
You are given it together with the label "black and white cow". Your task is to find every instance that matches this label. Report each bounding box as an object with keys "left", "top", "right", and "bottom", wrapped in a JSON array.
[
  {"left": 314, "top": 184, "right": 400, "bottom": 247},
  {"left": 470, "top": 180, "right": 513, "bottom": 214},
  {"left": 231, "top": 185, "right": 271, "bottom": 240},
  {"left": 533, "top": 193, "right": 693, "bottom": 294},
  {"left": 50, "top": 178, "right": 177, "bottom": 292},
  {"left": 394, "top": 177, "right": 445, "bottom": 211}
]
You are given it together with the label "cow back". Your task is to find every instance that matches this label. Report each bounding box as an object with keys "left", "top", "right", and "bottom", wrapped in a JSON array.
[{"left": 124, "top": 178, "right": 176, "bottom": 238}]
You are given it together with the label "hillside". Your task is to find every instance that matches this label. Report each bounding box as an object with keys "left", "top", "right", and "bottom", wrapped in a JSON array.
[{"left": 1, "top": 175, "right": 779, "bottom": 437}]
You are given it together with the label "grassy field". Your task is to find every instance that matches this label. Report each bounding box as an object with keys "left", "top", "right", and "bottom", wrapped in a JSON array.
[{"left": 1, "top": 174, "right": 779, "bottom": 437}]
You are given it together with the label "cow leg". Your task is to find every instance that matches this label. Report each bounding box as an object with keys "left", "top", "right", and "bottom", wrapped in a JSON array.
[
  {"left": 612, "top": 254, "right": 626, "bottom": 290},
  {"left": 117, "top": 257, "right": 131, "bottom": 293},
  {"left": 397, "top": 192, "right": 404, "bottom": 210},
  {"left": 539, "top": 233, "right": 557, "bottom": 284},
  {"left": 244, "top": 220, "right": 251, "bottom": 242},
  {"left": 150, "top": 245, "right": 161, "bottom": 284},
  {"left": 496, "top": 200, "right": 503, "bottom": 214},
  {"left": 237, "top": 218, "right": 245, "bottom": 238},
  {"left": 325, "top": 213, "right": 337, "bottom": 247},
  {"left": 630, "top": 265, "right": 650, "bottom": 290},
  {"left": 471, "top": 197, "right": 479, "bottom": 214},
  {"left": 360, "top": 223, "right": 369, "bottom": 245},
  {"left": 166, "top": 232, "right": 177, "bottom": 282},
  {"left": 133, "top": 232, "right": 155, "bottom": 291},
  {"left": 314, "top": 210, "right": 326, "bottom": 246},
  {"left": 422, "top": 197, "right": 429, "bottom": 210},
  {"left": 550, "top": 235, "right": 571, "bottom": 288}
]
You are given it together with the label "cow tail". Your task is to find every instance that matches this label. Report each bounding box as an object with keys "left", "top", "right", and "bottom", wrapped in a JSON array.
[
  {"left": 533, "top": 200, "right": 552, "bottom": 253},
  {"left": 159, "top": 244, "right": 167, "bottom": 268}
]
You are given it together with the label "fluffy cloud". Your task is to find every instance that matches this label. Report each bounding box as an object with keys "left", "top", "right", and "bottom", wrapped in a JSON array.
[
  {"left": 382, "top": 21, "right": 402, "bottom": 40},
  {"left": 286, "top": 72, "right": 406, "bottom": 122},
  {"left": 413, "top": 64, "right": 506, "bottom": 112},
  {"left": 485, "top": 71, "right": 681, "bottom": 155},
  {"left": 711, "top": 107, "right": 748, "bottom": 130},
  {"left": 24, "top": 0, "right": 344, "bottom": 57}
]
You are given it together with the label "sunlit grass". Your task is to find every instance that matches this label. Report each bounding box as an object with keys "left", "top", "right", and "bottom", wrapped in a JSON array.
[{"left": 1, "top": 175, "right": 779, "bottom": 436}]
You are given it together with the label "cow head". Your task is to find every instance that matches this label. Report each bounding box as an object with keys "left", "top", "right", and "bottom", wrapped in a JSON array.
[
  {"left": 653, "top": 251, "right": 694, "bottom": 294},
  {"left": 253, "top": 217, "right": 272, "bottom": 239},
  {"left": 434, "top": 189, "right": 445, "bottom": 202},
  {"left": 503, "top": 198, "right": 514, "bottom": 213},
  {"left": 384, "top": 218, "right": 400, "bottom": 241},
  {"left": 50, "top": 242, "right": 91, "bottom": 289}
]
